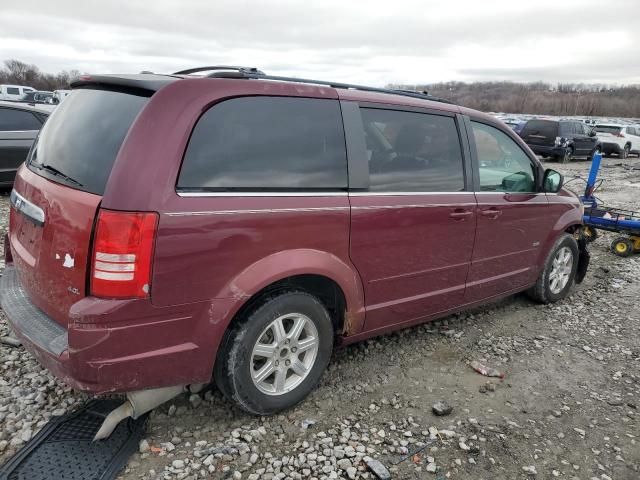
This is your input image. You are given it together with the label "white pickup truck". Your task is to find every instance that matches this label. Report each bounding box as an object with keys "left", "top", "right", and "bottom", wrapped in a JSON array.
[
  {"left": 594, "top": 124, "right": 640, "bottom": 158},
  {"left": 0, "top": 84, "right": 36, "bottom": 101}
]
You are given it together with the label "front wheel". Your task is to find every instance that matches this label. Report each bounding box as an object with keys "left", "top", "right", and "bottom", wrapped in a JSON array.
[
  {"left": 215, "top": 291, "right": 333, "bottom": 415},
  {"left": 610, "top": 237, "right": 633, "bottom": 257},
  {"left": 582, "top": 225, "right": 598, "bottom": 243},
  {"left": 560, "top": 147, "right": 573, "bottom": 164},
  {"left": 527, "top": 234, "right": 579, "bottom": 303}
]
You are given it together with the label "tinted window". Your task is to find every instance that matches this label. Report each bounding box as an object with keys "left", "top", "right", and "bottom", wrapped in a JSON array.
[
  {"left": 521, "top": 120, "right": 558, "bottom": 140},
  {"left": 28, "top": 89, "right": 148, "bottom": 195},
  {"left": 6, "top": 87, "right": 20, "bottom": 95},
  {"left": 360, "top": 108, "right": 464, "bottom": 192},
  {"left": 0, "top": 108, "right": 42, "bottom": 131},
  {"left": 472, "top": 122, "right": 536, "bottom": 193},
  {"left": 559, "top": 122, "right": 575, "bottom": 136},
  {"left": 178, "top": 97, "right": 347, "bottom": 190}
]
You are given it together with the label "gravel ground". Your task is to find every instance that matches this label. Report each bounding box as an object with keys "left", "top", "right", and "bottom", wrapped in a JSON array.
[{"left": 0, "top": 156, "right": 639, "bottom": 479}]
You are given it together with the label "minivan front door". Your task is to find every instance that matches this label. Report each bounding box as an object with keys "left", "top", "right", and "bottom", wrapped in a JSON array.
[
  {"left": 465, "top": 120, "right": 553, "bottom": 302},
  {"left": 346, "top": 105, "right": 476, "bottom": 333}
]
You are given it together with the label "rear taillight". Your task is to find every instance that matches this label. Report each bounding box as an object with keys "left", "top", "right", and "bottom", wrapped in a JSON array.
[{"left": 90, "top": 209, "right": 158, "bottom": 299}]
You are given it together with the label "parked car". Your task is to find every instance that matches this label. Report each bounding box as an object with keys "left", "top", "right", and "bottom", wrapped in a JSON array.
[
  {"left": 0, "top": 85, "right": 36, "bottom": 101},
  {"left": 46, "top": 89, "right": 71, "bottom": 105},
  {"left": 593, "top": 124, "right": 640, "bottom": 158},
  {"left": 0, "top": 101, "right": 49, "bottom": 187},
  {"left": 0, "top": 68, "right": 588, "bottom": 437},
  {"left": 519, "top": 119, "right": 601, "bottom": 163},
  {"left": 21, "top": 91, "right": 54, "bottom": 105}
]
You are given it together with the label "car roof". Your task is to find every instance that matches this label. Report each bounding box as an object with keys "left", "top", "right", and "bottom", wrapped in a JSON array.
[
  {"left": 0, "top": 100, "right": 51, "bottom": 115},
  {"left": 595, "top": 123, "right": 624, "bottom": 127},
  {"left": 70, "top": 70, "right": 460, "bottom": 113}
]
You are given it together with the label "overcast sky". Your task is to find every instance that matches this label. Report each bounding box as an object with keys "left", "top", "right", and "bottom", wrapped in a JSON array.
[{"left": 2, "top": 0, "right": 639, "bottom": 86}]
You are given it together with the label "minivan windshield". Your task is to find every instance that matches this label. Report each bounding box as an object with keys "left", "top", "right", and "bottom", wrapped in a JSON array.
[{"left": 28, "top": 88, "right": 148, "bottom": 195}]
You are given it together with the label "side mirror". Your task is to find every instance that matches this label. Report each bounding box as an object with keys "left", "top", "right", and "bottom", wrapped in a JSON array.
[
  {"left": 589, "top": 129, "right": 597, "bottom": 137},
  {"left": 543, "top": 169, "right": 564, "bottom": 193}
]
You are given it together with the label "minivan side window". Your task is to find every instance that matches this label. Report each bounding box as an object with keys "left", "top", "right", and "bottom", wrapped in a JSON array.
[
  {"left": 178, "top": 97, "right": 347, "bottom": 191},
  {"left": 0, "top": 108, "right": 42, "bottom": 131},
  {"left": 6, "top": 87, "right": 20, "bottom": 95},
  {"left": 472, "top": 122, "right": 536, "bottom": 193},
  {"left": 359, "top": 108, "right": 465, "bottom": 192}
]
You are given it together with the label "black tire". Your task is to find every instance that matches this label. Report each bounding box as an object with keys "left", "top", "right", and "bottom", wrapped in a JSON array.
[
  {"left": 582, "top": 225, "right": 598, "bottom": 243},
  {"left": 215, "top": 291, "right": 333, "bottom": 415},
  {"left": 610, "top": 237, "right": 633, "bottom": 257},
  {"left": 560, "top": 147, "right": 573, "bottom": 164},
  {"left": 527, "top": 234, "right": 579, "bottom": 304},
  {"left": 621, "top": 145, "right": 630, "bottom": 159},
  {"left": 588, "top": 147, "right": 601, "bottom": 162}
]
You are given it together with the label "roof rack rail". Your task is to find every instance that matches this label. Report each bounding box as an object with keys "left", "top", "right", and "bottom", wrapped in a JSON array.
[
  {"left": 205, "top": 70, "right": 453, "bottom": 104},
  {"left": 173, "top": 66, "right": 265, "bottom": 76}
]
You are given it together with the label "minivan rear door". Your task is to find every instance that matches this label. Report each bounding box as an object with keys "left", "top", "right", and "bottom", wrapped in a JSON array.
[
  {"left": 520, "top": 120, "right": 558, "bottom": 147},
  {"left": 9, "top": 88, "right": 149, "bottom": 327},
  {"left": 345, "top": 104, "right": 477, "bottom": 331}
]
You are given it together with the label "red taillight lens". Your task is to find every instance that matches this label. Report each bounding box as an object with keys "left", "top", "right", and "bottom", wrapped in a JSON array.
[{"left": 90, "top": 209, "right": 158, "bottom": 299}]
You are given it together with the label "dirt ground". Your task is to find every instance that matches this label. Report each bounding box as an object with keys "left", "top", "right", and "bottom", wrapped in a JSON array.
[{"left": 0, "top": 155, "right": 638, "bottom": 480}]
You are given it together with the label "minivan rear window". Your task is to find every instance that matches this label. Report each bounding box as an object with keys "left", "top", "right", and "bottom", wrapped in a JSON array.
[
  {"left": 177, "top": 96, "right": 347, "bottom": 191},
  {"left": 594, "top": 125, "right": 622, "bottom": 134},
  {"left": 520, "top": 120, "right": 558, "bottom": 139},
  {"left": 28, "top": 89, "right": 148, "bottom": 195}
]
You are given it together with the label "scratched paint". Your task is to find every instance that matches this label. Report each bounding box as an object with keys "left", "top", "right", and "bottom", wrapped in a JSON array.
[{"left": 63, "top": 254, "right": 75, "bottom": 268}]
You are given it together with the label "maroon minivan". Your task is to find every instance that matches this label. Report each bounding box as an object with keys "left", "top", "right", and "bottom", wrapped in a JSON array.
[{"left": 1, "top": 67, "right": 587, "bottom": 436}]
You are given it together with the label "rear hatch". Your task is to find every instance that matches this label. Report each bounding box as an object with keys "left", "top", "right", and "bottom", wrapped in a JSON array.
[
  {"left": 9, "top": 88, "right": 149, "bottom": 327},
  {"left": 594, "top": 125, "right": 622, "bottom": 142},
  {"left": 520, "top": 120, "right": 559, "bottom": 146}
]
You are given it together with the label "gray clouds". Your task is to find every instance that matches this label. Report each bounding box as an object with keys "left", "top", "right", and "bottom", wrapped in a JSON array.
[{"left": 1, "top": 0, "right": 638, "bottom": 85}]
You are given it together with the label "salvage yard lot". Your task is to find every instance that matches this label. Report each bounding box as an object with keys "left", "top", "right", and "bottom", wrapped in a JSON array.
[{"left": 0, "top": 157, "right": 638, "bottom": 480}]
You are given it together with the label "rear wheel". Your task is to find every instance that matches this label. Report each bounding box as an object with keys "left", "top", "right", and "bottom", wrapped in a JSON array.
[
  {"left": 610, "top": 237, "right": 633, "bottom": 257},
  {"left": 215, "top": 291, "right": 333, "bottom": 415},
  {"left": 582, "top": 225, "right": 598, "bottom": 243},
  {"left": 527, "top": 234, "right": 579, "bottom": 303},
  {"left": 621, "top": 145, "right": 630, "bottom": 159}
]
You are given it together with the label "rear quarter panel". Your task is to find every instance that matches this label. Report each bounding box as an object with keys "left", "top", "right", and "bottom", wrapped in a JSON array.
[{"left": 101, "top": 78, "right": 365, "bottom": 332}]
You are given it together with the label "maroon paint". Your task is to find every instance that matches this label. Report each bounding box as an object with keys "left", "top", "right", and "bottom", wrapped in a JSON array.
[
  {"left": 5, "top": 77, "right": 583, "bottom": 395},
  {"left": 349, "top": 193, "right": 476, "bottom": 331}
]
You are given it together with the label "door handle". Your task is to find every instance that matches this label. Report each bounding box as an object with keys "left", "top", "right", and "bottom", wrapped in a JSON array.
[
  {"left": 449, "top": 209, "right": 473, "bottom": 220},
  {"left": 480, "top": 208, "right": 502, "bottom": 219}
]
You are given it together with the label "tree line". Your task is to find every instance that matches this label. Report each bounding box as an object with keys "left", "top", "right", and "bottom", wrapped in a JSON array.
[
  {"left": 3, "top": 58, "right": 640, "bottom": 117},
  {"left": 389, "top": 81, "right": 640, "bottom": 118},
  {"left": 0, "top": 59, "right": 80, "bottom": 91}
]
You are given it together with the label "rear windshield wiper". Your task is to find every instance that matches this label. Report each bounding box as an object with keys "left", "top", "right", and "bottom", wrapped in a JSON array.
[{"left": 34, "top": 163, "right": 83, "bottom": 188}]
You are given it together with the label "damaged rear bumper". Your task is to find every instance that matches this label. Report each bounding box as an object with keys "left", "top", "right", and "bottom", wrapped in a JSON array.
[{"left": 0, "top": 265, "right": 234, "bottom": 394}]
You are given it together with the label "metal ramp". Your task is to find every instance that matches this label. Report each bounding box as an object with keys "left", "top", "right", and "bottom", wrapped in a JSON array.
[{"left": 0, "top": 400, "right": 146, "bottom": 480}]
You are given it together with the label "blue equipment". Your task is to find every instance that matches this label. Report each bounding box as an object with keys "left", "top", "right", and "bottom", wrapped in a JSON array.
[{"left": 580, "top": 152, "right": 640, "bottom": 257}]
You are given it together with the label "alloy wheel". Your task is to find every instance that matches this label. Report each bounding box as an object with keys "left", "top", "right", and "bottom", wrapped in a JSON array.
[
  {"left": 250, "top": 313, "right": 319, "bottom": 396},
  {"left": 549, "top": 246, "right": 573, "bottom": 294}
]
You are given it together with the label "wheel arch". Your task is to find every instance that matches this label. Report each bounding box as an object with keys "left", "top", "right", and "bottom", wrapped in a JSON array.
[{"left": 216, "top": 249, "right": 366, "bottom": 337}]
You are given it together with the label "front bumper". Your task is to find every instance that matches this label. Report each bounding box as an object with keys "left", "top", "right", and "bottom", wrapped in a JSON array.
[{"left": 0, "top": 265, "right": 234, "bottom": 393}]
